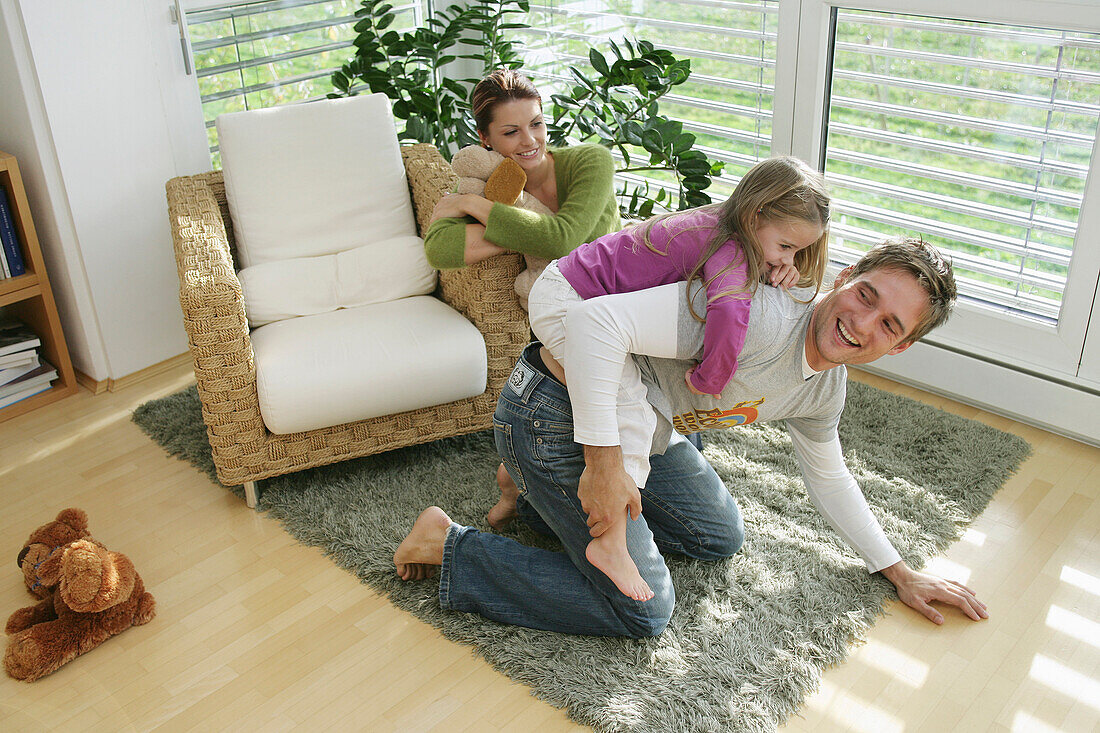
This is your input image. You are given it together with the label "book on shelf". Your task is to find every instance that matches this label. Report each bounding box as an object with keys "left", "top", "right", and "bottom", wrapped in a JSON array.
[
  {"left": 0, "top": 221, "right": 9, "bottom": 279},
  {"left": 0, "top": 184, "right": 26, "bottom": 278},
  {"left": 0, "top": 349, "right": 36, "bottom": 369},
  {"left": 0, "top": 380, "right": 52, "bottom": 409},
  {"left": 0, "top": 357, "right": 56, "bottom": 408},
  {"left": 0, "top": 319, "right": 40, "bottom": 357},
  {"left": 0, "top": 357, "right": 41, "bottom": 388},
  {"left": 0, "top": 186, "right": 9, "bottom": 277}
]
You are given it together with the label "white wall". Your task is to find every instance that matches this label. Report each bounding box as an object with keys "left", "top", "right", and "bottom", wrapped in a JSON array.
[
  {"left": 0, "top": 0, "right": 108, "bottom": 379},
  {"left": 0, "top": 0, "right": 210, "bottom": 381}
]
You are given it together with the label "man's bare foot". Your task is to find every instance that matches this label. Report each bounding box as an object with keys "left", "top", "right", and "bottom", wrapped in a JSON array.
[
  {"left": 585, "top": 535, "right": 654, "bottom": 602},
  {"left": 394, "top": 507, "right": 453, "bottom": 581},
  {"left": 487, "top": 462, "right": 519, "bottom": 531}
]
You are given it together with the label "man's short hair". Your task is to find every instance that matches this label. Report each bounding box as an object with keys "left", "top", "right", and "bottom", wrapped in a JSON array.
[{"left": 848, "top": 237, "right": 957, "bottom": 342}]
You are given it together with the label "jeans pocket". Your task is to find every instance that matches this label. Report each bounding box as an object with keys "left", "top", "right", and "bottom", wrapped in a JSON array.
[
  {"left": 493, "top": 419, "right": 527, "bottom": 496},
  {"left": 530, "top": 419, "right": 576, "bottom": 464}
]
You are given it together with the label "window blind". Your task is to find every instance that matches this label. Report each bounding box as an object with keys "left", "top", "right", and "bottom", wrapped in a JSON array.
[
  {"left": 185, "top": 0, "right": 426, "bottom": 162},
  {"left": 516, "top": 0, "right": 779, "bottom": 202},
  {"left": 824, "top": 11, "right": 1100, "bottom": 323}
]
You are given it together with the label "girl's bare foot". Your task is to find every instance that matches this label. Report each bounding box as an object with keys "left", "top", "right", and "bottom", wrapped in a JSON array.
[
  {"left": 394, "top": 507, "right": 453, "bottom": 581},
  {"left": 585, "top": 534, "right": 654, "bottom": 602},
  {"left": 487, "top": 462, "right": 519, "bottom": 531}
]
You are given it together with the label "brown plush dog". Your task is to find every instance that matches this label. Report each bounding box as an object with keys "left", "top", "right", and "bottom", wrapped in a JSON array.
[{"left": 4, "top": 508, "right": 156, "bottom": 681}]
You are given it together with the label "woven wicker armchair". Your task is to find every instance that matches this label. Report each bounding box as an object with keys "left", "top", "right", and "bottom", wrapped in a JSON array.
[{"left": 165, "top": 143, "right": 529, "bottom": 507}]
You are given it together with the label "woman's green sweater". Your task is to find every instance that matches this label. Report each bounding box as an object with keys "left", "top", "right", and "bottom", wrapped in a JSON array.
[{"left": 423, "top": 144, "right": 621, "bottom": 269}]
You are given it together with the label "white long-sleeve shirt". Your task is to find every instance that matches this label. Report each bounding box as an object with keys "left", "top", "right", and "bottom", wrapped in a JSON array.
[{"left": 563, "top": 281, "right": 901, "bottom": 573}]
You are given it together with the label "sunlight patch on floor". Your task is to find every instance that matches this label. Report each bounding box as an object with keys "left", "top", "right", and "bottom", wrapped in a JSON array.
[
  {"left": 923, "top": 556, "right": 972, "bottom": 585},
  {"left": 1045, "top": 605, "right": 1100, "bottom": 651},
  {"left": 856, "top": 639, "right": 929, "bottom": 687},
  {"left": 1060, "top": 565, "right": 1100, "bottom": 597},
  {"left": 1029, "top": 654, "right": 1100, "bottom": 712},
  {"left": 803, "top": 680, "right": 904, "bottom": 733},
  {"left": 1011, "top": 710, "right": 1066, "bottom": 733},
  {"left": 0, "top": 406, "right": 135, "bottom": 479},
  {"left": 0, "top": 372, "right": 194, "bottom": 481},
  {"left": 960, "top": 527, "right": 986, "bottom": 546}
]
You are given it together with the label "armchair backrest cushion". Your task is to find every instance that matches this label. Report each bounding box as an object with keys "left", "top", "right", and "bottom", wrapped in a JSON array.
[
  {"left": 238, "top": 235, "right": 437, "bottom": 328},
  {"left": 216, "top": 94, "right": 420, "bottom": 268}
]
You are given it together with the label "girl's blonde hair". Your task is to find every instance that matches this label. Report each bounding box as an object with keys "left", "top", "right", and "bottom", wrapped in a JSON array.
[{"left": 638, "top": 156, "right": 831, "bottom": 319}]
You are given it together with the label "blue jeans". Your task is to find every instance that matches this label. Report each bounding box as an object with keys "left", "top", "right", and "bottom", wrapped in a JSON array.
[{"left": 438, "top": 343, "right": 744, "bottom": 637}]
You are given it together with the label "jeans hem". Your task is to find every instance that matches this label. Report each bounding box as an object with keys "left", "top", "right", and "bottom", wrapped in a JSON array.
[{"left": 439, "top": 522, "right": 463, "bottom": 610}]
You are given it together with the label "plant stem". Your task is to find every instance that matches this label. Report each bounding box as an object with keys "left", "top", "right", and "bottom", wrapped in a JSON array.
[
  {"left": 426, "top": 45, "right": 446, "bottom": 150},
  {"left": 560, "top": 95, "right": 596, "bottom": 141},
  {"left": 488, "top": 1, "right": 501, "bottom": 71},
  {"left": 621, "top": 98, "right": 655, "bottom": 124}
]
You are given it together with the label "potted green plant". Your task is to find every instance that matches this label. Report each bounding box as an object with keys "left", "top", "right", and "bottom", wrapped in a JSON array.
[{"left": 330, "top": 0, "right": 724, "bottom": 218}]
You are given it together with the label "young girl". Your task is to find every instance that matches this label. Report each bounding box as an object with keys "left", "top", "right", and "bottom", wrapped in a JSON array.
[{"left": 527, "top": 156, "right": 831, "bottom": 601}]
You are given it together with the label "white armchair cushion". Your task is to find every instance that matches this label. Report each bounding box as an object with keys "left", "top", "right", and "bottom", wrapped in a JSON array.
[
  {"left": 216, "top": 94, "right": 418, "bottom": 268},
  {"left": 251, "top": 296, "right": 487, "bottom": 434},
  {"left": 238, "top": 235, "right": 437, "bottom": 328}
]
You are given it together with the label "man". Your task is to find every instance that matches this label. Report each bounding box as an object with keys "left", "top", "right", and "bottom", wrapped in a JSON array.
[{"left": 394, "top": 238, "right": 987, "bottom": 637}]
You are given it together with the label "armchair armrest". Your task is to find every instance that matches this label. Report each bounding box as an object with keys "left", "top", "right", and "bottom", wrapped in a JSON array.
[{"left": 165, "top": 173, "right": 268, "bottom": 466}]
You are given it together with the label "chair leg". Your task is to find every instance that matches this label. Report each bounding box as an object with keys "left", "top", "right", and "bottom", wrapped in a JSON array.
[{"left": 243, "top": 481, "right": 259, "bottom": 509}]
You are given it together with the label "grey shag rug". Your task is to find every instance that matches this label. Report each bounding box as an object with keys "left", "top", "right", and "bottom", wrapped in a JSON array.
[{"left": 132, "top": 381, "right": 1029, "bottom": 732}]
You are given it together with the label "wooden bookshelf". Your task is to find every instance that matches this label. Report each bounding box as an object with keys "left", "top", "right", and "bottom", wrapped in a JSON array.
[{"left": 0, "top": 149, "right": 76, "bottom": 421}]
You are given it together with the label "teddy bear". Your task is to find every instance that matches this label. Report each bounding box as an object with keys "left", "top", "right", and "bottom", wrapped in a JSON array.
[
  {"left": 451, "top": 144, "right": 555, "bottom": 310},
  {"left": 4, "top": 508, "right": 156, "bottom": 681}
]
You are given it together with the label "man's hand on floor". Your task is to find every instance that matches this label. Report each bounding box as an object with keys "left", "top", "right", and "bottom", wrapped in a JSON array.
[{"left": 880, "top": 560, "right": 989, "bottom": 624}]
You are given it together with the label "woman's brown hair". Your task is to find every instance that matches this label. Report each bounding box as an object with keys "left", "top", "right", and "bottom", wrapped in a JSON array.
[{"left": 470, "top": 69, "right": 542, "bottom": 135}]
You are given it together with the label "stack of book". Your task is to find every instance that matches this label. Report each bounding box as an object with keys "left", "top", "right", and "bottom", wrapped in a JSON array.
[
  {"left": 0, "top": 319, "right": 56, "bottom": 409},
  {"left": 0, "top": 183, "right": 26, "bottom": 279}
]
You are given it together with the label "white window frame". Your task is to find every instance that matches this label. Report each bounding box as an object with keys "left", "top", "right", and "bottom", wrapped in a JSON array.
[{"left": 775, "top": 0, "right": 1100, "bottom": 443}]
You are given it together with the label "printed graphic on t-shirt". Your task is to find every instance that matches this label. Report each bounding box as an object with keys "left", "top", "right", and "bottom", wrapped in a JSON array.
[{"left": 672, "top": 398, "right": 764, "bottom": 434}]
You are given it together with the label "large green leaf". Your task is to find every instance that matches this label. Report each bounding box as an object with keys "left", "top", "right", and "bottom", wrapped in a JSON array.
[
  {"left": 589, "top": 49, "right": 610, "bottom": 76},
  {"left": 672, "top": 133, "right": 695, "bottom": 155},
  {"left": 677, "top": 158, "right": 712, "bottom": 176}
]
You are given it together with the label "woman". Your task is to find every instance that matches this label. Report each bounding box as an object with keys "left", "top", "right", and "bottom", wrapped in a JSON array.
[
  {"left": 423, "top": 69, "right": 620, "bottom": 268},
  {"left": 425, "top": 70, "right": 623, "bottom": 527}
]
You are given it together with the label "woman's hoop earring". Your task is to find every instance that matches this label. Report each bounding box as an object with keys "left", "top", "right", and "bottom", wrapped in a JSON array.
[{"left": 483, "top": 145, "right": 493, "bottom": 151}]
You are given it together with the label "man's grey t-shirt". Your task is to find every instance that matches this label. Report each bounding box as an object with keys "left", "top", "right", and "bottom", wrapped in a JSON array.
[{"left": 637, "top": 282, "right": 847, "bottom": 453}]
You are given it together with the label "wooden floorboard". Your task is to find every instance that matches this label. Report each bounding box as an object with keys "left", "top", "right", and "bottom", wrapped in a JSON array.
[{"left": 0, "top": 362, "right": 1096, "bottom": 732}]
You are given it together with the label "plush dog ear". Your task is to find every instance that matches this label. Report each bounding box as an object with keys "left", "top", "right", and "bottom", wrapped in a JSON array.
[
  {"left": 54, "top": 508, "right": 89, "bottom": 535},
  {"left": 484, "top": 159, "right": 526, "bottom": 206},
  {"left": 59, "top": 540, "right": 136, "bottom": 613}
]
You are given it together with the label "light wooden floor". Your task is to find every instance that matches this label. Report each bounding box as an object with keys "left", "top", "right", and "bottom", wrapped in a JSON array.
[{"left": 0, "top": 362, "right": 1096, "bottom": 733}]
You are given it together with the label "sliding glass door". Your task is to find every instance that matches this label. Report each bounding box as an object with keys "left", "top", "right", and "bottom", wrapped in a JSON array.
[{"left": 808, "top": 2, "right": 1100, "bottom": 380}]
